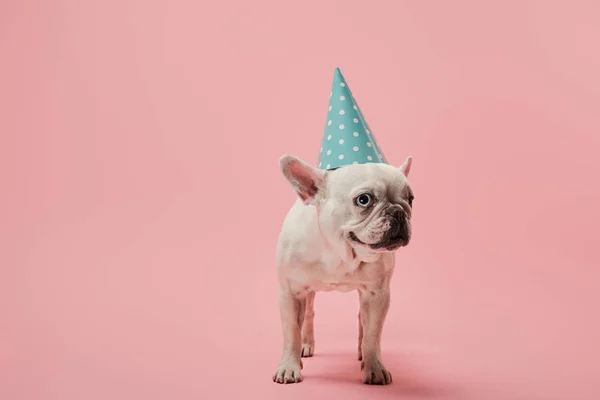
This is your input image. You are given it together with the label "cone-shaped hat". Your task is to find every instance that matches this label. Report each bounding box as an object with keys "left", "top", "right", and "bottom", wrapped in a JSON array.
[{"left": 318, "top": 68, "right": 387, "bottom": 170}]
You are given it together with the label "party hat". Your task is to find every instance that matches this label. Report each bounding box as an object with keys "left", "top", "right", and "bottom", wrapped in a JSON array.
[{"left": 318, "top": 68, "right": 387, "bottom": 170}]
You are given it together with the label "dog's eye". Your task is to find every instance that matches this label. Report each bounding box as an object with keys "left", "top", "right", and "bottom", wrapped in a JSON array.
[
  {"left": 408, "top": 195, "right": 414, "bottom": 207},
  {"left": 355, "top": 193, "right": 373, "bottom": 208}
]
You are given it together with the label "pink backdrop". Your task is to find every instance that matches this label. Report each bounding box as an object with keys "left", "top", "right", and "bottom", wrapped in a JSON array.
[{"left": 2, "top": 1, "right": 599, "bottom": 399}]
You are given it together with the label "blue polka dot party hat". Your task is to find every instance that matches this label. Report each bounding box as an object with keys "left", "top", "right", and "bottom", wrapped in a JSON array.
[{"left": 318, "top": 67, "right": 387, "bottom": 170}]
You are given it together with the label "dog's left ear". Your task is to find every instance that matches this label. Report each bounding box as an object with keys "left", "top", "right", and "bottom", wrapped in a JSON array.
[
  {"left": 280, "top": 154, "right": 326, "bottom": 205},
  {"left": 399, "top": 156, "right": 413, "bottom": 177}
]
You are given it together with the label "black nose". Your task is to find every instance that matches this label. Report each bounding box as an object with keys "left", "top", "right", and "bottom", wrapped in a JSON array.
[
  {"left": 391, "top": 208, "right": 404, "bottom": 222},
  {"left": 388, "top": 218, "right": 401, "bottom": 239},
  {"left": 387, "top": 208, "right": 408, "bottom": 241}
]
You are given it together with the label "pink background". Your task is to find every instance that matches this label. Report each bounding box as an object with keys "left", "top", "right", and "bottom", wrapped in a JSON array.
[{"left": 2, "top": 1, "right": 600, "bottom": 399}]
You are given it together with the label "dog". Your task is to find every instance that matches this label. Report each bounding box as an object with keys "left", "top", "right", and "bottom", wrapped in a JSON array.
[{"left": 272, "top": 153, "right": 414, "bottom": 385}]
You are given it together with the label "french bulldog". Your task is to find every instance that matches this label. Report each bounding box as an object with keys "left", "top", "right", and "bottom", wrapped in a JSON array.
[{"left": 272, "top": 154, "right": 414, "bottom": 385}]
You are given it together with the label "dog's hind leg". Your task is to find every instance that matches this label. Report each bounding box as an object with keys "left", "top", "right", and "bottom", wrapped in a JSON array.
[{"left": 301, "top": 291, "right": 316, "bottom": 357}]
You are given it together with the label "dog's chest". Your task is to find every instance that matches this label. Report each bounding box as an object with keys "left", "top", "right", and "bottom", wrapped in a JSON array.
[
  {"left": 304, "top": 255, "right": 371, "bottom": 293},
  {"left": 309, "top": 279, "right": 365, "bottom": 293}
]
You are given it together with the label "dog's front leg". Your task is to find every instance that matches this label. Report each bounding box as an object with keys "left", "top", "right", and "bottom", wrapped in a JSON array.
[
  {"left": 301, "top": 291, "right": 315, "bottom": 357},
  {"left": 357, "top": 308, "right": 363, "bottom": 361},
  {"left": 273, "top": 289, "right": 304, "bottom": 384},
  {"left": 358, "top": 288, "right": 392, "bottom": 385}
]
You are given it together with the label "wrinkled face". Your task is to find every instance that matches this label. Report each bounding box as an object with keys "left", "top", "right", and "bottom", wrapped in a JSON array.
[
  {"left": 320, "top": 163, "right": 414, "bottom": 252},
  {"left": 280, "top": 154, "right": 414, "bottom": 255}
]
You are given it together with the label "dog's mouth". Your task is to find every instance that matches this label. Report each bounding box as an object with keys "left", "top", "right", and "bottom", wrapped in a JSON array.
[
  {"left": 348, "top": 231, "right": 365, "bottom": 245},
  {"left": 371, "top": 239, "right": 408, "bottom": 251},
  {"left": 349, "top": 231, "right": 407, "bottom": 250},
  {"left": 349, "top": 229, "right": 410, "bottom": 252}
]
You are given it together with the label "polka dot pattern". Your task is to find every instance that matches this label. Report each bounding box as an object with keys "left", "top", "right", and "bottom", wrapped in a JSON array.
[{"left": 318, "top": 68, "right": 387, "bottom": 170}]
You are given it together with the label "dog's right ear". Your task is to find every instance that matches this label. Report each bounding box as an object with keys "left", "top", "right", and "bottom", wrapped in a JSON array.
[{"left": 280, "top": 154, "right": 326, "bottom": 205}]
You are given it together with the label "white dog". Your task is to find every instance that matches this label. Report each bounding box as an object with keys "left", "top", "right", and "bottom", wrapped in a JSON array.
[{"left": 273, "top": 154, "right": 414, "bottom": 385}]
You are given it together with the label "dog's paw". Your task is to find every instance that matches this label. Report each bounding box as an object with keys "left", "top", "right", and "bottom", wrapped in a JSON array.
[
  {"left": 301, "top": 342, "right": 314, "bottom": 358},
  {"left": 361, "top": 360, "right": 392, "bottom": 385},
  {"left": 272, "top": 362, "right": 303, "bottom": 384}
]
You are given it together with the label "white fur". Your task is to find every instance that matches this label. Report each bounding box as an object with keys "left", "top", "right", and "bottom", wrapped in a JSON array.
[{"left": 273, "top": 155, "right": 414, "bottom": 385}]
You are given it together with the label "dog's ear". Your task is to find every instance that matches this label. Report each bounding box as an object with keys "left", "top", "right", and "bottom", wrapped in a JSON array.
[
  {"left": 280, "top": 154, "right": 326, "bottom": 205},
  {"left": 399, "top": 156, "right": 413, "bottom": 177}
]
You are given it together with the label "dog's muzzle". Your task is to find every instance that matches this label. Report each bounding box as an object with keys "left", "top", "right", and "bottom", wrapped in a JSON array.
[{"left": 370, "top": 206, "right": 411, "bottom": 250}]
